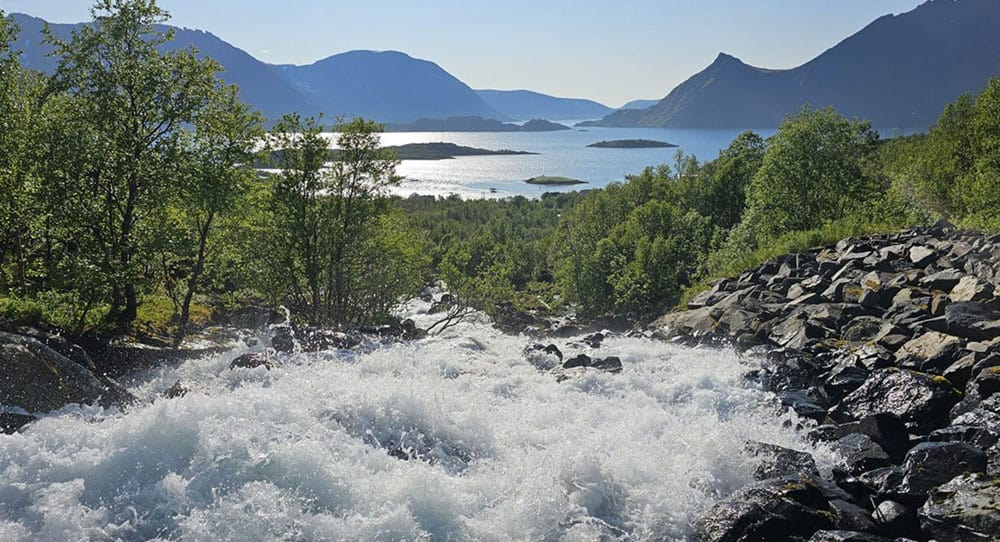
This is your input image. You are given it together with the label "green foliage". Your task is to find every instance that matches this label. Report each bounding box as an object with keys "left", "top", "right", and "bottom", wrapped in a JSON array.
[
  {"left": 740, "top": 106, "right": 882, "bottom": 247},
  {"left": 262, "top": 114, "right": 419, "bottom": 326}
]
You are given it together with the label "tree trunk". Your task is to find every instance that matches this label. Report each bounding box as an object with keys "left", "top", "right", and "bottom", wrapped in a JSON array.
[{"left": 174, "top": 213, "right": 213, "bottom": 347}]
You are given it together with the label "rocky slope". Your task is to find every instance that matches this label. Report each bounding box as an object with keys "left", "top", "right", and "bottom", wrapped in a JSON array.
[{"left": 654, "top": 222, "right": 1000, "bottom": 541}]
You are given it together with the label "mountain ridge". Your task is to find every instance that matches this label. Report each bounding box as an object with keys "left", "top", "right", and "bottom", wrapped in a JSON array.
[{"left": 585, "top": 0, "right": 1000, "bottom": 129}]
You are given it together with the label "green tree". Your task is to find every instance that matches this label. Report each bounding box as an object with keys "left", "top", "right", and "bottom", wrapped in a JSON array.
[
  {"left": 44, "top": 0, "right": 221, "bottom": 330},
  {"left": 963, "top": 78, "right": 1000, "bottom": 228},
  {"left": 741, "top": 106, "right": 881, "bottom": 246},
  {"left": 166, "top": 84, "right": 264, "bottom": 343},
  {"left": 265, "top": 115, "right": 412, "bottom": 326}
]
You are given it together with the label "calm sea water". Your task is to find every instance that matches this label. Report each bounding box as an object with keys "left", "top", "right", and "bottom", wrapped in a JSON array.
[{"left": 376, "top": 126, "right": 776, "bottom": 199}]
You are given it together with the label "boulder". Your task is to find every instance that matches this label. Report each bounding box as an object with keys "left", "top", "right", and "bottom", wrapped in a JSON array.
[
  {"left": 808, "top": 531, "right": 892, "bottom": 542},
  {"left": 949, "top": 276, "right": 995, "bottom": 303},
  {"left": 944, "top": 302, "right": 1000, "bottom": 341},
  {"left": 298, "top": 328, "right": 363, "bottom": 351},
  {"left": 746, "top": 441, "right": 820, "bottom": 480},
  {"left": 162, "top": 379, "right": 188, "bottom": 399},
  {"left": 899, "top": 442, "right": 987, "bottom": 497},
  {"left": 229, "top": 351, "right": 273, "bottom": 370},
  {"left": 830, "top": 368, "right": 961, "bottom": 432},
  {"left": 893, "top": 331, "right": 963, "bottom": 371},
  {"left": 523, "top": 343, "right": 563, "bottom": 370},
  {"left": 909, "top": 246, "right": 937, "bottom": 267},
  {"left": 693, "top": 475, "right": 834, "bottom": 542},
  {"left": 831, "top": 433, "right": 892, "bottom": 475},
  {"left": 0, "top": 331, "right": 135, "bottom": 413},
  {"left": 870, "top": 500, "right": 919, "bottom": 538},
  {"left": 1, "top": 411, "right": 37, "bottom": 434},
  {"left": 652, "top": 306, "right": 717, "bottom": 339},
  {"left": 919, "top": 473, "right": 1000, "bottom": 542}
]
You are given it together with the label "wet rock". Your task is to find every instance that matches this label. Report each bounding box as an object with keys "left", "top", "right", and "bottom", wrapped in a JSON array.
[
  {"left": 0, "top": 331, "right": 135, "bottom": 413},
  {"left": 831, "top": 433, "right": 892, "bottom": 475},
  {"left": 899, "top": 442, "right": 987, "bottom": 497},
  {"left": 582, "top": 332, "right": 605, "bottom": 348},
  {"left": 777, "top": 389, "right": 830, "bottom": 422},
  {"left": 746, "top": 441, "right": 820, "bottom": 480},
  {"left": 523, "top": 343, "right": 563, "bottom": 370},
  {"left": 929, "top": 425, "right": 999, "bottom": 452},
  {"left": 830, "top": 368, "right": 961, "bottom": 433},
  {"left": 298, "top": 328, "right": 363, "bottom": 351},
  {"left": 270, "top": 327, "right": 295, "bottom": 353},
  {"left": 1, "top": 412, "right": 37, "bottom": 434},
  {"left": 229, "top": 351, "right": 273, "bottom": 370},
  {"left": 871, "top": 500, "right": 919, "bottom": 538},
  {"left": 827, "top": 499, "right": 879, "bottom": 534},
  {"left": 808, "top": 531, "right": 892, "bottom": 542},
  {"left": 162, "top": 379, "right": 188, "bottom": 399},
  {"left": 562, "top": 354, "right": 622, "bottom": 373},
  {"left": 693, "top": 475, "right": 834, "bottom": 542},
  {"left": 919, "top": 473, "right": 1000, "bottom": 542}
]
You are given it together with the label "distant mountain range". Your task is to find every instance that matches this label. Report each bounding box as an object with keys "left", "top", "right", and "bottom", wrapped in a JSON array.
[
  {"left": 8, "top": 13, "right": 612, "bottom": 124},
  {"left": 474, "top": 89, "right": 613, "bottom": 120},
  {"left": 618, "top": 99, "right": 660, "bottom": 110},
  {"left": 585, "top": 0, "right": 1000, "bottom": 130}
]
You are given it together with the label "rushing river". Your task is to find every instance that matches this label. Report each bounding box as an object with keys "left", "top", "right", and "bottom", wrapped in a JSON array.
[{"left": 0, "top": 304, "right": 832, "bottom": 541}]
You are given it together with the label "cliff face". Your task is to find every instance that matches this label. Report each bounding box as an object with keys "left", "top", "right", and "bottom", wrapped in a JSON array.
[{"left": 590, "top": 0, "right": 1000, "bottom": 129}]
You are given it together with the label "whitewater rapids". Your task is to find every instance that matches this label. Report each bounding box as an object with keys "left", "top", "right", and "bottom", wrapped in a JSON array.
[{"left": 0, "top": 313, "right": 833, "bottom": 541}]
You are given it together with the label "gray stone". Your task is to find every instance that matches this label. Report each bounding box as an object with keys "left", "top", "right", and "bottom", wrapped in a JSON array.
[
  {"left": 809, "top": 531, "right": 892, "bottom": 542},
  {"left": 830, "top": 368, "right": 962, "bottom": 432},
  {"left": 909, "top": 246, "right": 937, "bottom": 267},
  {"left": 950, "top": 275, "right": 995, "bottom": 303},
  {"left": 944, "top": 302, "right": 1000, "bottom": 341},
  {"left": 746, "top": 441, "right": 820, "bottom": 480},
  {"left": 0, "top": 331, "right": 135, "bottom": 413},
  {"left": 894, "top": 331, "right": 963, "bottom": 367},
  {"left": 919, "top": 473, "right": 1000, "bottom": 542},
  {"left": 693, "top": 475, "right": 834, "bottom": 542},
  {"left": 900, "top": 442, "right": 987, "bottom": 496},
  {"left": 920, "top": 268, "right": 966, "bottom": 292},
  {"left": 831, "top": 433, "right": 892, "bottom": 475}
]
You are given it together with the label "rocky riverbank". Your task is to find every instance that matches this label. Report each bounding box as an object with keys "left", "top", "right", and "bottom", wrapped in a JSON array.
[{"left": 654, "top": 222, "right": 1000, "bottom": 541}]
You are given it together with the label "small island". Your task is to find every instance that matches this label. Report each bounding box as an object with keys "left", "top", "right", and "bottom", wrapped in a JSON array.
[
  {"left": 385, "top": 116, "right": 571, "bottom": 132},
  {"left": 524, "top": 175, "right": 587, "bottom": 186},
  {"left": 587, "top": 139, "right": 678, "bottom": 148},
  {"left": 383, "top": 142, "right": 536, "bottom": 160}
]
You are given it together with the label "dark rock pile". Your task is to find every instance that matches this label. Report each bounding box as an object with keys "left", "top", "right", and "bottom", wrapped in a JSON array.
[{"left": 654, "top": 224, "right": 1000, "bottom": 541}]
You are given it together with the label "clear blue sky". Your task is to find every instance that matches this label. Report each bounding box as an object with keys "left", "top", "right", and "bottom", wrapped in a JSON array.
[{"left": 1, "top": 0, "right": 926, "bottom": 107}]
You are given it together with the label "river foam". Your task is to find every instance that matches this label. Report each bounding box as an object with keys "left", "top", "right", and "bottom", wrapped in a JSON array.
[{"left": 0, "top": 318, "right": 830, "bottom": 541}]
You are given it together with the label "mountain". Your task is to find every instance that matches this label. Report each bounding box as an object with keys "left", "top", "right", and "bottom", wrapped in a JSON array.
[
  {"left": 273, "top": 50, "right": 505, "bottom": 123},
  {"left": 9, "top": 14, "right": 318, "bottom": 122},
  {"left": 618, "top": 99, "right": 659, "bottom": 110},
  {"left": 9, "top": 15, "right": 503, "bottom": 123},
  {"left": 474, "top": 89, "right": 613, "bottom": 120},
  {"left": 384, "top": 116, "right": 569, "bottom": 132},
  {"left": 586, "top": 0, "right": 1000, "bottom": 130}
]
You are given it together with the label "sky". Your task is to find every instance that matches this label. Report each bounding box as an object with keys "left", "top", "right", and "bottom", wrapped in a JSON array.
[{"left": 1, "top": 0, "right": 927, "bottom": 107}]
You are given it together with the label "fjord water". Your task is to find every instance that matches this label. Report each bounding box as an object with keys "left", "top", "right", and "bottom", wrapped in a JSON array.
[
  {"left": 381, "top": 127, "right": 775, "bottom": 198},
  {"left": 0, "top": 309, "right": 829, "bottom": 541}
]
